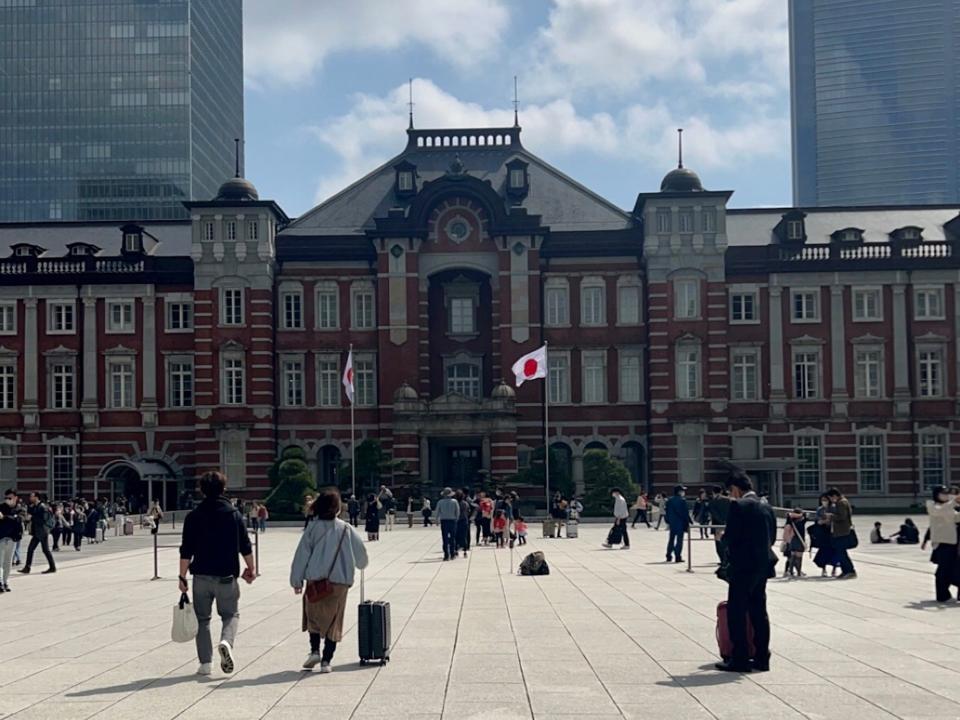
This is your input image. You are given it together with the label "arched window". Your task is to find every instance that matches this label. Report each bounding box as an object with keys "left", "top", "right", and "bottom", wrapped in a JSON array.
[
  {"left": 319, "top": 446, "right": 341, "bottom": 488},
  {"left": 446, "top": 363, "right": 481, "bottom": 399},
  {"left": 622, "top": 441, "right": 645, "bottom": 487},
  {"left": 549, "top": 442, "right": 572, "bottom": 494}
]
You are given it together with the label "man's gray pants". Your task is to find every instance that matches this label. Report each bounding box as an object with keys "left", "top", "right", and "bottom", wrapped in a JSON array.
[{"left": 192, "top": 574, "right": 240, "bottom": 664}]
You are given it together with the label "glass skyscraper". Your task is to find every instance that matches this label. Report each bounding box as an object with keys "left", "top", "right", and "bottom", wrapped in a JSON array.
[
  {"left": 790, "top": 0, "right": 960, "bottom": 207},
  {"left": 0, "top": 0, "right": 243, "bottom": 222}
]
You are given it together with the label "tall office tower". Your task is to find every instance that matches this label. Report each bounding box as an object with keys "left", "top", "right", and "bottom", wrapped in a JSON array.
[
  {"left": 790, "top": 0, "right": 960, "bottom": 207},
  {"left": 0, "top": 0, "right": 243, "bottom": 222}
]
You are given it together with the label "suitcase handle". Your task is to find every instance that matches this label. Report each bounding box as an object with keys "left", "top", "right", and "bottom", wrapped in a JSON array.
[{"left": 360, "top": 567, "right": 364, "bottom": 604}]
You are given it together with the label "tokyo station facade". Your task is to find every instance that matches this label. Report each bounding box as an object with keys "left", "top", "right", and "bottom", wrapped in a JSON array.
[{"left": 1, "top": 123, "right": 960, "bottom": 509}]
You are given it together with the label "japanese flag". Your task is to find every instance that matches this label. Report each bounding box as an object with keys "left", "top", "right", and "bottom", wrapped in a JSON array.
[
  {"left": 512, "top": 344, "right": 548, "bottom": 387},
  {"left": 342, "top": 350, "right": 354, "bottom": 404}
]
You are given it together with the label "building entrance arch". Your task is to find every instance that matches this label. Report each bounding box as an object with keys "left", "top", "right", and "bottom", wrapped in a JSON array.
[{"left": 97, "top": 458, "right": 177, "bottom": 513}]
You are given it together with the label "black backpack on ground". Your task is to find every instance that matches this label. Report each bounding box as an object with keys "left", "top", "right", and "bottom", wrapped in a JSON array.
[{"left": 519, "top": 551, "right": 550, "bottom": 576}]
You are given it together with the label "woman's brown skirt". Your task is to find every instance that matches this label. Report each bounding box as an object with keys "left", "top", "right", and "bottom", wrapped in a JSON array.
[{"left": 302, "top": 582, "right": 350, "bottom": 641}]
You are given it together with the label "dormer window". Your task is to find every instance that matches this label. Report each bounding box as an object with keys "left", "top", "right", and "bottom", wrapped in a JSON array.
[
  {"left": 15, "top": 247, "right": 31, "bottom": 258},
  {"left": 394, "top": 160, "right": 417, "bottom": 198},
  {"left": 505, "top": 158, "right": 529, "bottom": 199},
  {"left": 71, "top": 245, "right": 86, "bottom": 257},
  {"left": 398, "top": 171, "right": 414, "bottom": 192},
  {"left": 787, "top": 220, "right": 804, "bottom": 241},
  {"left": 832, "top": 227, "right": 864, "bottom": 244},
  {"left": 11, "top": 244, "right": 44, "bottom": 258},
  {"left": 509, "top": 168, "right": 525, "bottom": 189},
  {"left": 776, "top": 211, "right": 807, "bottom": 244},
  {"left": 123, "top": 232, "right": 141, "bottom": 253},
  {"left": 892, "top": 226, "right": 923, "bottom": 245}
]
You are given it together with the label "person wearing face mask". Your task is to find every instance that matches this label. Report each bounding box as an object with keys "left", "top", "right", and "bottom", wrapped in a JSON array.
[
  {"left": 665, "top": 485, "right": 691, "bottom": 563},
  {"left": 0, "top": 489, "right": 23, "bottom": 592},
  {"left": 925, "top": 486, "right": 960, "bottom": 602}
]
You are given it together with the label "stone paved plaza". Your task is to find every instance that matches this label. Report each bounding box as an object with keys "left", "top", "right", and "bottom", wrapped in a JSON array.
[{"left": 3, "top": 518, "right": 960, "bottom": 720}]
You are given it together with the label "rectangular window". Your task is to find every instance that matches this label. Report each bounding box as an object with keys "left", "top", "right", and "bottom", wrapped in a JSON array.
[
  {"left": 282, "top": 359, "right": 304, "bottom": 407},
  {"left": 49, "top": 302, "right": 75, "bottom": 333},
  {"left": 548, "top": 353, "right": 570, "bottom": 404},
  {"left": 107, "top": 301, "right": 134, "bottom": 333},
  {"left": 617, "top": 284, "right": 641, "bottom": 325},
  {"left": 168, "top": 360, "right": 193, "bottom": 408},
  {"left": 702, "top": 208, "right": 717, "bottom": 232},
  {"left": 677, "top": 346, "right": 700, "bottom": 399},
  {"left": 857, "top": 434, "right": 885, "bottom": 494},
  {"left": 678, "top": 210, "right": 694, "bottom": 233},
  {"left": 581, "top": 283, "right": 606, "bottom": 326},
  {"left": 796, "top": 436, "right": 822, "bottom": 494},
  {"left": 223, "top": 358, "right": 244, "bottom": 405},
  {"left": 352, "top": 287, "right": 375, "bottom": 329},
  {"left": 221, "top": 434, "right": 245, "bottom": 489},
  {"left": 915, "top": 287, "right": 944, "bottom": 320},
  {"left": 792, "top": 290, "right": 819, "bottom": 321},
  {"left": 398, "top": 171, "right": 414, "bottom": 191},
  {"left": 0, "top": 366, "right": 14, "bottom": 410},
  {"left": 545, "top": 285, "right": 569, "bottom": 326},
  {"left": 246, "top": 220, "right": 259, "bottom": 241},
  {"left": 446, "top": 363, "right": 481, "bottom": 399},
  {"left": 786, "top": 220, "right": 804, "bottom": 240},
  {"left": 317, "top": 355, "right": 340, "bottom": 407},
  {"left": 0, "top": 303, "right": 15, "bottom": 334},
  {"left": 509, "top": 168, "right": 525, "bottom": 188},
  {"left": 793, "top": 350, "right": 819, "bottom": 399},
  {"left": 919, "top": 348, "right": 943, "bottom": 397},
  {"left": 730, "top": 292, "right": 757, "bottom": 323},
  {"left": 731, "top": 349, "right": 759, "bottom": 401},
  {"left": 222, "top": 288, "right": 243, "bottom": 326},
  {"left": 50, "top": 444, "right": 75, "bottom": 500},
  {"left": 109, "top": 360, "right": 134, "bottom": 409},
  {"left": 51, "top": 363, "right": 74, "bottom": 409},
  {"left": 226, "top": 221, "right": 237, "bottom": 241},
  {"left": 619, "top": 350, "right": 642, "bottom": 403},
  {"left": 656, "top": 209, "right": 671, "bottom": 233},
  {"left": 123, "top": 233, "right": 140, "bottom": 252},
  {"left": 674, "top": 279, "right": 699, "bottom": 319},
  {"left": 582, "top": 351, "right": 606, "bottom": 404},
  {"left": 678, "top": 434, "right": 703, "bottom": 486},
  {"left": 0, "top": 445, "right": 15, "bottom": 482},
  {"left": 355, "top": 355, "right": 376, "bottom": 407},
  {"left": 316, "top": 286, "right": 339, "bottom": 329},
  {"left": 166, "top": 301, "right": 193, "bottom": 331},
  {"left": 853, "top": 288, "right": 882, "bottom": 321},
  {"left": 282, "top": 292, "right": 303, "bottom": 330},
  {"left": 921, "top": 433, "right": 946, "bottom": 490},
  {"left": 449, "top": 297, "right": 475, "bottom": 334},
  {"left": 203, "top": 222, "right": 215, "bottom": 241},
  {"left": 854, "top": 348, "right": 882, "bottom": 399}
]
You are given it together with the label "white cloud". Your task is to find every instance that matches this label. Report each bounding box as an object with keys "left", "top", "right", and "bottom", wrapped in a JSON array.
[
  {"left": 306, "top": 79, "right": 786, "bottom": 204},
  {"left": 244, "top": 0, "right": 509, "bottom": 87}
]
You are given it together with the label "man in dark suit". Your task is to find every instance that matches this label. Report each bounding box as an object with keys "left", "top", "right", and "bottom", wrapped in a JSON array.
[{"left": 715, "top": 474, "right": 777, "bottom": 673}]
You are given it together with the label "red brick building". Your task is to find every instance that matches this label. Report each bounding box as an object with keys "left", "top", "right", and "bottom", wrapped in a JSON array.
[{"left": 1, "top": 124, "right": 958, "bottom": 509}]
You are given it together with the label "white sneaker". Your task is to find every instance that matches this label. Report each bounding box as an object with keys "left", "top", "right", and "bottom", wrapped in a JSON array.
[
  {"left": 319, "top": 662, "right": 333, "bottom": 674},
  {"left": 217, "top": 640, "right": 235, "bottom": 674},
  {"left": 302, "top": 653, "right": 322, "bottom": 670},
  {"left": 196, "top": 663, "right": 212, "bottom": 676},
  {"left": 601, "top": 543, "right": 612, "bottom": 548}
]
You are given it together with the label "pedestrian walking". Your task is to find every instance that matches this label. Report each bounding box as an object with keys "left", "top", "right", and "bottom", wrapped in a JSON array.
[
  {"left": 0, "top": 489, "right": 22, "bottom": 592},
  {"left": 810, "top": 494, "right": 837, "bottom": 576},
  {"left": 149, "top": 500, "right": 164, "bottom": 535},
  {"left": 602, "top": 487, "right": 630, "bottom": 549},
  {"left": 455, "top": 489, "right": 471, "bottom": 556},
  {"left": 436, "top": 487, "right": 460, "bottom": 560},
  {"left": 693, "top": 490, "right": 710, "bottom": 538},
  {"left": 631, "top": 493, "right": 651, "bottom": 529},
  {"left": 364, "top": 494, "right": 381, "bottom": 541},
  {"left": 782, "top": 508, "right": 807, "bottom": 577},
  {"left": 178, "top": 471, "right": 256, "bottom": 677},
  {"left": 715, "top": 474, "right": 777, "bottom": 673},
  {"left": 18, "top": 493, "right": 56, "bottom": 574},
  {"left": 72, "top": 503, "right": 86, "bottom": 551},
  {"left": 826, "top": 487, "right": 857, "bottom": 579},
  {"left": 421, "top": 497, "right": 433, "bottom": 527},
  {"left": 347, "top": 494, "right": 360, "bottom": 527},
  {"left": 478, "top": 492, "right": 493, "bottom": 543},
  {"left": 50, "top": 503, "right": 64, "bottom": 551},
  {"left": 654, "top": 493, "right": 666, "bottom": 530},
  {"left": 378, "top": 486, "right": 395, "bottom": 532},
  {"left": 257, "top": 503, "right": 268, "bottom": 533},
  {"left": 290, "top": 487, "right": 369, "bottom": 673},
  {"left": 665, "top": 485, "right": 690, "bottom": 563},
  {"left": 925, "top": 486, "right": 960, "bottom": 602}
]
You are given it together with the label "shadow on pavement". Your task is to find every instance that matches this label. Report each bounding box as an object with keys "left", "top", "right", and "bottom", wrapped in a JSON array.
[{"left": 657, "top": 664, "right": 746, "bottom": 688}]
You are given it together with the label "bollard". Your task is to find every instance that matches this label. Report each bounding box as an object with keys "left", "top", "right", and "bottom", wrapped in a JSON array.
[
  {"left": 686, "top": 529, "right": 693, "bottom": 573},
  {"left": 151, "top": 530, "right": 160, "bottom": 581}
]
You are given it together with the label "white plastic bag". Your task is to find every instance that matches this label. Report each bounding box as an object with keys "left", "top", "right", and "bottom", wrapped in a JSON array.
[{"left": 171, "top": 592, "right": 198, "bottom": 643}]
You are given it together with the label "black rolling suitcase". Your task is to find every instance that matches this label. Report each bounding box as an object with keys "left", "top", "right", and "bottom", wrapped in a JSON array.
[{"left": 357, "top": 569, "right": 391, "bottom": 665}]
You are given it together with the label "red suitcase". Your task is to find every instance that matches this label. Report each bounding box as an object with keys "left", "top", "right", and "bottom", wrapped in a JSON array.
[{"left": 716, "top": 601, "right": 756, "bottom": 660}]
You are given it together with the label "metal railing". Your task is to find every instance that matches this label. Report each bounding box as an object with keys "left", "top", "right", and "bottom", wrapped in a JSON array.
[{"left": 150, "top": 527, "right": 260, "bottom": 581}]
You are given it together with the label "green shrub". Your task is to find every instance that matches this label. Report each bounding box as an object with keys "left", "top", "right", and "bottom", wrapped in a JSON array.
[
  {"left": 265, "top": 446, "right": 315, "bottom": 515},
  {"left": 582, "top": 450, "right": 637, "bottom": 516}
]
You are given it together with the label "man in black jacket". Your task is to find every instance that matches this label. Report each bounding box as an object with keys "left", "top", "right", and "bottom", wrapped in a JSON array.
[
  {"left": 716, "top": 474, "right": 777, "bottom": 673},
  {"left": 18, "top": 493, "right": 56, "bottom": 575},
  {"left": 178, "top": 471, "right": 255, "bottom": 677},
  {"left": 708, "top": 486, "right": 731, "bottom": 562},
  {"left": 0, "top": 489, "right": 24, "bottom": 591}
]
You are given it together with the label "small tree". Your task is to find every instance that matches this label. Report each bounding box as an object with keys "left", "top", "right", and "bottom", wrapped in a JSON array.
[
  {"left": 582, "top": 449, "right": 637, "bottom": 516},
  {"left": 338, "top": 439, "right": 403, "bottom": 494},
  {"left": 509, "top": 446, "right": 573, "bottom": 499},
  {"left": 265, "top": 446, "right": 316, "bottom": 516}
]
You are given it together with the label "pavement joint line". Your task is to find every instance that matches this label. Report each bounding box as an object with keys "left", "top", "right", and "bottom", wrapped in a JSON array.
[
  {"left": 493, "top": 545, "right": 539, "bottom": 720},
  {"left": 438, "top": 546, "right": 473, "bottom": 720}
]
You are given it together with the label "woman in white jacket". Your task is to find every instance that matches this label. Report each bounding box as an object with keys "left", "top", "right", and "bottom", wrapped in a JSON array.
[
  {"left": 925, "top": 485, "right": 960, "bottom": 602},
  {"left": 290, "top": 488, "right": 369, "bottom": 672}
]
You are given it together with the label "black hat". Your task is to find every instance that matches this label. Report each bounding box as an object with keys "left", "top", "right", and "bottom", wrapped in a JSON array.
[{"left": 673, "top": 484, "right": 687, "bottom": 494}]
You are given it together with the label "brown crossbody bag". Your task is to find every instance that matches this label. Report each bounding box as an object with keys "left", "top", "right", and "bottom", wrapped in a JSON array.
[{"left": 305, "top": 526, "right": 347, "bottom": 603}]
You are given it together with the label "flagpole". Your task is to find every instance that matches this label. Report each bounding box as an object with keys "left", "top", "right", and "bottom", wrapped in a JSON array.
[
  {"left": 349, "top": 344, "right": 356, "bottom": 499},
  {"left": 543, "top": 341, "right": 550, "bottom": 517}
]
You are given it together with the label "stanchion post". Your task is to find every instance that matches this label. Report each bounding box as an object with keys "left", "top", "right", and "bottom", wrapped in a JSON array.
[
  {"left": 151, "top": 530, "right": 160, "bottom": 581},
  {"left": 254, "top": 530, "right": 260, "bottom": 577},
  {"left": 686, "top": 528, "right": 693, "bottom": 573}
]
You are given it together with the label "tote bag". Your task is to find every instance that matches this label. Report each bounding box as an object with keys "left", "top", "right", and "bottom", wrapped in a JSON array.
[{"left": 171, "top": 592, "right": 199, "bottom": 643}]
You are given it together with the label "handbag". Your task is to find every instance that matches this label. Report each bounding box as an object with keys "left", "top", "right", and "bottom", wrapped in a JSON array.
[
  {"left": 171, "top": 592, "right": 199, "bottom": 643},
  {"left": 846, "top": 529, "right": 859, "bottom": 549},
  {"left": 305, "top": 526, "right": 347, "bottom": 603}
]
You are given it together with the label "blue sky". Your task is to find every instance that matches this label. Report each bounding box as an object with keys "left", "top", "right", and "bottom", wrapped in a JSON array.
[{"left": 243, "top": 0, "right": 791, "bottom": 219}]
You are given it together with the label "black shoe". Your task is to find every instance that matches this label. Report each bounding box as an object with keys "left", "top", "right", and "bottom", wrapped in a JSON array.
[
  {"left": 0, "top": 585, "right": 5, "bottom": 593},
  {"left": 41, "top": 568, "right": 56, "bottom": 574},
  {"left": 752, "top": 658, "right": 770, "bottom": 672},
  {"left": 675, "top": 558, "right": 683, "bottom": 563},
  {"left": 715, "top": 660, "right": 752, "bottom": 673},
  {"left": 1, "top": 584, "right": 9, "bottom": 592},
  {"left": 18, "top": 567, "right": 30, "bottom": 574}
]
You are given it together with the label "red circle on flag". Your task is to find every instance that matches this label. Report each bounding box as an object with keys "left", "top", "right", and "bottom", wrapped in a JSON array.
[{"left": 523, "top": 358, "right": 539, "bottom": 377}]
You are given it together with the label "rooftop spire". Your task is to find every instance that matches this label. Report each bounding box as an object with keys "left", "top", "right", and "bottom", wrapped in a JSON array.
[
  {"left": 513, "top": 75, "right": 519, "bottom": 127},
  {"left": 677, "top": 128, "right": 683, "bottom": 169},
  {"left": 408, "top": 78, "right": 415, "bottom": 130},
  {"left": 233, "top": 137, "right": 241, "bottom": 177}
]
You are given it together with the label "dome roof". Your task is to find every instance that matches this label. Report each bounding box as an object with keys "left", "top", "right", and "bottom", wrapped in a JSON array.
[
  {"left": 393, "top": 382, "right": 418, "bottom": 402},
  {"left": 660, "top": 166, "right": 703, "bottom": 193},
  {"left": 491, "top": 381, "right": 516, "bottom": 399},
  {"left": 216, "top": 176, "right": 259, "bottom": 202}
]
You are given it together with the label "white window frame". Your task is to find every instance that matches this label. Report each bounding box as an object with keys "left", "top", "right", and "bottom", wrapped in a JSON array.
[
  {"left": 618, "top": 348, "right": 642, "bottom": 403},
  {"left": 915, "top": 286, "right": 945, "bottom": 321},
  {"left": 702, "top": 208, "right": 717, "bottom": 233},
  {"left": 617, "top": 279, "right": 642, "bottom": 326},
  {"left": 853, "top": 346, "right": 884, "bottom": 399},
  {"left": 509, "top": 167, "right": 525, "bottom": 189},
  {"left": 921, "top": 431, "right": 948, "bottom": 491},
  {"left": 792, "top": 347, "right": 821, "bottom": 399},
  {"left": 445, "top": 360, "right": 482, "bottom": 400},
  {"left": 730, "top": 347, "right": 760, "bottom": 401},
  {"left": 246, "top": 220, "right": 259, "bottom": 241},
  {"left": 316, "top": 353, "right": 341, "bottom": 408},
  {"left": 354, "top": 353, "right": 377, "bottom": 408},
  {"left": 0, "top": 363, "right": 16, "bottom": 410},
  {"left": 48, "top": 358, "right": 75, "bottom": 409},
  {"left": 106, "top": 299, "right": 135, "bottom": 334},
  {"left": 281, "top": 356, "right": 305, "bottom": 407},
  {"left": 448, "top": 296, "right": 476, "bottom": 336},
  {"left": 166, "top": 356, "right": 194, "bottom": 408},
  {"left": 548, "top": 350, "right": 571, "bottom": 404},
  {"left": 580, "top": 278, "right": 606, "bottom": 327},
  {"left": 49, "top": 441, "right": 76, "bottom": 500},
  {"left": 351, "top": 283, "right": 376, "bottom": 330},
  {"left": 852, "top": 287, "right": 882, "bottom": 322},
  {"left": 678, "top": 209, "right": 694, "bottom": 234},
  {"left": 786, "top": 219, "right": 804, "bottom": 240},
  {"left": 165, "top": 300, "right": 193, "bottom": 332},
  {"left": 676, "top": 343, "right": 701, "bottom": 400},
  {"left": 0, "top": 302, "right": 16, "bottom": 335},
  {"left": 220, "top": 431, "right": 246, "bottom": 489},
  {"left": 790, "top": 288, "right": 820, "bottom": 323},
  {"left": 856, "top": 432, "right": 885, "bottom": 494},
  {"left": 107, "top": 358, "right": 136, "bottom": 409},
  {"left": 544, "top": 278, "right": 570, "bottom": 327},
  {"left": 581, "top": 349, "right": 607, "bottom": 404},
  {"left": 220, "top": 287, "right": 244, "bottom": 326},
  {"left": 48, "top": 301, "right": 76, "bottom": 334},
  {"left": 729, "top": 290, "right": 759, "bottom": 324},
  {"left": 795, "top": 434, "right": 823, "bottom": 495},
  {"left": 656, "top": 209, "right": 671, "bottom": 234},
  {"left": 221, "top": 353, "right": 245, "bottom": 406},
  {"left": 203, "top": 221, "right": 215, "bottom": 241},
  {"left": 917, "top": 345, "right": 944, "bottom": 398},
  {"left": 674, "top": 279, "right": 700, "bottom": 320},
  {"left": 315, "top": 282, "right": 340, "bottom": 330},
  {"left": 0, "top": 441, "right": 16, "bottom": 484},
  {"left": 281, "top": 290, "right": 304, "bottom": 330},
  {"left": 226, "top": 221, "right": 237, "bottom": 241},
  {"left": 123, "top": 232, "right": 140, "bottom": 252},
  {"left": 398, "top": 171, "right": 414, "bottom": 192}
]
